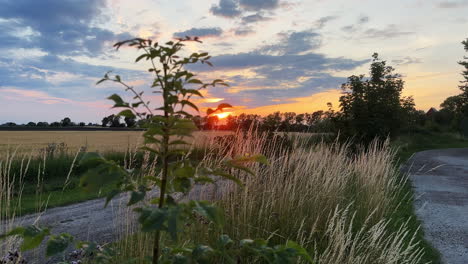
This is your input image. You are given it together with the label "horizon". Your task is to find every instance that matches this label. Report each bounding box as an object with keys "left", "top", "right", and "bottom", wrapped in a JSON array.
[{"left": 1, "top": 0, "right": 467, "bottom": 123}]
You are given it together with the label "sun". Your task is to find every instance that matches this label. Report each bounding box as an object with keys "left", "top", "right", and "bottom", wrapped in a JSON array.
[{"left": 214, "top": 112, "right": 233, "bottom": 119}]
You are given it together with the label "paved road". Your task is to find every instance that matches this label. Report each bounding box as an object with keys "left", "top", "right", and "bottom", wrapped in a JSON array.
[{"left": 405, "top": 148, "right": 468, "bottom": 264}]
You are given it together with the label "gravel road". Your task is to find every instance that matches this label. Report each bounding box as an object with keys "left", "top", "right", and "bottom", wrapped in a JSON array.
[
  {"left": 0, "top": 182, "right": 225, "bottom": 264},
  {"left": 404, "top": 148, "right": 468, "bottom": 264}
]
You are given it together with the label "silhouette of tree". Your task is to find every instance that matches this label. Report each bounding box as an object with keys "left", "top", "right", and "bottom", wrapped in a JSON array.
[
  {"left": 339, "top": 53, "right": 405, "bottom": 141},
  {"left": 61, "top": 117, "right": 72, "bottom": 127},
  {"left": 124, "top": 116, "right": 137, "bottom": 127}
]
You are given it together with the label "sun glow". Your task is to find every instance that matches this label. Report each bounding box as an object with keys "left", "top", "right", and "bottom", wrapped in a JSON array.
[{"left": 214, "top": 112, "right": 233, "bottom": 119}]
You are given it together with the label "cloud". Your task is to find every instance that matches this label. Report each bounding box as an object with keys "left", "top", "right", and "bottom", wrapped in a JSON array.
[
  {"left": 241, "top": 12, "right": 273, "bottom": 24},
  {"left": 315, "top": 16, "right": 338, "bottom": 29},
  {"left": 190, "top": 29, "right": 367, "bottom": 108},
  {"left": 341, "top": 15, "right": 370, "bottom": 33},
  {"left": 173, "top": 27, "right": 223, "bottom": 38},
  {"left": 0, "top": 0, "right": 131, "bottom": 56},
  {"left": 260, "top": 30, "right": 321, "bottom": 55},
  {"left": 364, "top": 24, "right": 414, "bottom": 39},
  {"left": 234, "top": 26, "right": 256, "bottom": 36},
  {"left": 437, "top": 0, "right": 468, "bottom": 8},
  {"left": 211, "top": 0, "right": 283, "bottom": 19},
  {"left": 239, "top": 0, "right": 280, "bottom": 11},
  {"left": 210, "top": 0, "right": 242, "bottom": 18},
  {"left": 358, "top": 15, "right": 370, "bottom": 24},
  {"left": 391, "top": 57, "right": 423, "bottom": 65}
]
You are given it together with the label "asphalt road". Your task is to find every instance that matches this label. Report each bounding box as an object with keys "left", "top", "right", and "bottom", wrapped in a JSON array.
[{"left": 405, "top": 148, "right": 468, "bottom": 264}]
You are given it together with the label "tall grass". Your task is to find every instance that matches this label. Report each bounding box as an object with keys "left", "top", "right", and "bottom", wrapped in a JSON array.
[
  {"left": 0, "top": 149, "right": 30, "bottom": 258},
  {"left": 114, "top": 130, "right": 427, "bottom": 263}
]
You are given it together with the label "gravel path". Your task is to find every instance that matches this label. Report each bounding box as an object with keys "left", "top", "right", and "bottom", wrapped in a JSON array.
[
  {"left": 1, "top": 182, "right": 225, "bottom": 264},
  {"left": 404, "top": 148, "right": 468, "bottom": 264}
]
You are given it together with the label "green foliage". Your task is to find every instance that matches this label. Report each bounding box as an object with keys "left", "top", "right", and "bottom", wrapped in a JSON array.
[{"left": 338, "top": 53, "right": 409, "bottom": 142}]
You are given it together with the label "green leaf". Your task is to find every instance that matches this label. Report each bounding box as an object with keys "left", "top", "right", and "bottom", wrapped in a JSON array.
[
  {"left": 188, "top": 79, "right": 203, "bottom": 84},
  {"left": 138, "top": 207, "right": 168, "bottom": 232},
  {"left": 79, "top": 152, "right": 105, "bottom": 168},
  {"left": 14, "top": 225, "right": 50, "bottom": 252},
  {"left": 128, "top": 186, "right": 146, "bottom": 206},
  {"left": 117, "top": 110, "right": 136, "bottom": 119},
  {"left": 285, "top": 241, "right": 313, "bottom": 263},
  {"left": 96, "top": 78, "right": 108, "bottom": 85},
  {"left": 217, "top": 103, "right": 233, "bottom": 110},
  {"left": 206, "top": 108, "right": 215, "bottom": 116},
  {"left": 104, "top": 189, "right": 120, "bottom": 207},
  {"left": 46, "top": 233, "right": 73, "bottom": 257},
  {"left": 107, "top": 94, "right": 124, "bottom": 105},
  {"left": 191, "top": 201, "right": 224, "bottom": 227},
  {"left": 80, "top": 162, "right": 127, "bottom": 192},
  {"left": 135, "top": 54, "right": 149, "bottom": 62},
  {"left": 174, "top": 166, "right": 195, "bottom": 178},
  {"left": 184, "top": 89, "right": 203, "bottom": 97},
  {"left": 181, "top": 100, "right": 199, "bottom": 111},
  {"left": 192, "top": 245, "right": 214, "bottom": 261}
]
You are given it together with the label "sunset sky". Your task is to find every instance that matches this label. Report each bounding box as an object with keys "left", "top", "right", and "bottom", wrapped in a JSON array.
[{"left": 1, "top": 0, "right": 467, "bottom": 123}]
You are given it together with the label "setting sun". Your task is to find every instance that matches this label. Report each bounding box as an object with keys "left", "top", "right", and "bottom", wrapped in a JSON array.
[{"left": 214, "top": 112, "right": 233, "bottom": 119}]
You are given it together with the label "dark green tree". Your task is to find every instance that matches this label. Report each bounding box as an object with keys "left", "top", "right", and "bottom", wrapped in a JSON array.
[
  {"left": 101, "top": 116, "right": 110, "bottom": 127},
  {"left": 339, "top": 53, "right": 405, "bottom": 142},
  {"left": 124, "top": 116, "right": 136, "bottom": 127},
  {"left": 60, "top": 117, "right": 72, "bottom": 127}
]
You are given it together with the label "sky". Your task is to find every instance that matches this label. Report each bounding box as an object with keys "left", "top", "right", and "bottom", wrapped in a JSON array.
[{"left": 0, "top": 0, "right": 467, "bottom": 124}]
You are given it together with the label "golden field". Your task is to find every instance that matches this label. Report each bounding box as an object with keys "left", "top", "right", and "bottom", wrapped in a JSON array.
[{"left": 0, "top": 130, "right": 233, "bottom": 154}]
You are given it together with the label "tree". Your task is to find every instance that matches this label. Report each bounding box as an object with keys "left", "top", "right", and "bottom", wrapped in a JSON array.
[
  {"left": 101, "top": 116, "right": 110, "bottom": 127},
  {"left": 79, "top": 122, "right": 86, "bottom": 127},
  {"left": 61, "top": 117, "right": 72, "bottom": 127},
  {"left": 26, "top": 122, "right": 36, "bottom": 126},
  {"left": 339, "top": 53, "right": 405, "bottom": 141},
  {"left": 459, "top": 38, "right": 468, "bottom": 110},
  {"left": 109, "top": 114, "right": 121, "bottom": 127},
  {"left": 37, "top": 122, "right": 49, "bottom": 127},
  {"left": 124, "top": 116, "right": 136, "bottom": 127}
]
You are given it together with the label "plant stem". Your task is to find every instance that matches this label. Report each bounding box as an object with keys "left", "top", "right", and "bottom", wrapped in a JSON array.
[{"left": 152, "top": 63, "right": 170, "bottom": 264}]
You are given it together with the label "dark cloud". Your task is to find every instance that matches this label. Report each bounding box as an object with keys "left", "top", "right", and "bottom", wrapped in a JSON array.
[
  {"left": 210, "top": 0, "right": 282, "bottom": 18},
  {"left": 315, "top": 16, "right": 338, "bottom": 29},
  {"left": 239, "top": 0, "right": 280, "bottom": 11},
  {"left": 341, "top": 25, "right": 356, "bottom": 33},
  {"left": 210, "top": 0, "right": 242, "bottom": 18},
  {"left": 340, "top": 15, "right": 369, "bottom": 33},
  {"left": 241, "top": 12, "right": 273, "bottom": 24},
  {"left": 173, "top": 27, "right": 223, "bottom": 38},
  {"left": 0, "top": 0, "right": 131, "bottom": 56},
  {"left": 358, "top": 16, "right": 369, "bottom": 24},
  {"left": 234, "top": 26, "right": 256, "bottom": 36},
  {"left": 437, "top": 0, "right": 468, "bottom": 8},
  {"left": 364, "top": 24, "right": 414, "bottom": 39},
  {"left": 260, "top": 30, "right": 321, "bottom": 55}
]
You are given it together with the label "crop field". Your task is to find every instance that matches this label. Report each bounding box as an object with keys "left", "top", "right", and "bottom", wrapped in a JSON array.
[{"left": 0, "top": 130, "right": 233, "bottom": 154}]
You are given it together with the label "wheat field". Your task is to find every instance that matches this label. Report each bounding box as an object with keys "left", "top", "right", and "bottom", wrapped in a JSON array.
[{"left": 0, "top": 131, "right": 233, "bottom": 154}]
